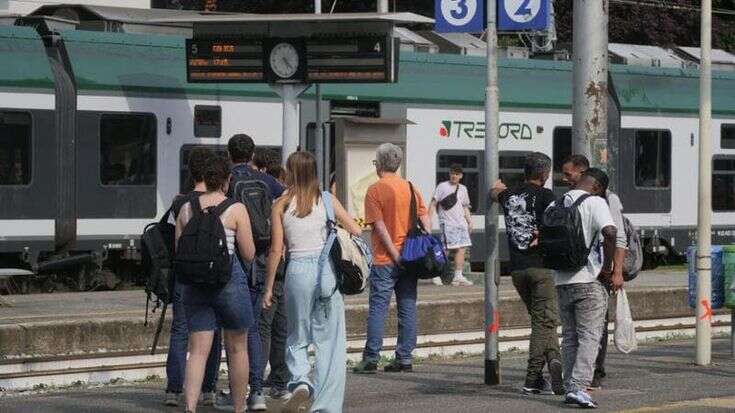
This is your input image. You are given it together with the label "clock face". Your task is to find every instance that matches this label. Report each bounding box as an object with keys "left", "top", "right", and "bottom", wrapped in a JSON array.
[{"left": 269, "top": 42, "right": 299, "bottom": 79}]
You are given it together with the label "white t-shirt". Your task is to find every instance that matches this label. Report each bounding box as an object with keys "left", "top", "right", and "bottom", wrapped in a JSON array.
[
  {"left": 433, "top": 181, "right": 471, "bottom": 229},
  {"left": 552, "top": 189, "right": 616, "bottom": 286}
]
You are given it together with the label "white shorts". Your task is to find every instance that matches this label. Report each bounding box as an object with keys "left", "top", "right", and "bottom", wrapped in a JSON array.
[{"left": 441, "top": 224, "right": 472, "bottom": 250}]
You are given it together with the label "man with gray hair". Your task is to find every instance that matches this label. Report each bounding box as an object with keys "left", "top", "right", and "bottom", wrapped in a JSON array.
[
  {"left": 353, "top": 143, "right": 431, "bottom": 374},
  {"left": 491, "top": 152, "right": 564, "bottom": 396}
]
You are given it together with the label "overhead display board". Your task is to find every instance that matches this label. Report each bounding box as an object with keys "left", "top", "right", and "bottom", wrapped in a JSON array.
[{"left": 186, "top": 35, "right": 397, "bottom": 84}]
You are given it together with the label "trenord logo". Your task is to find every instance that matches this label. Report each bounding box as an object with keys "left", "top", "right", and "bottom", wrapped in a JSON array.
[{"left": 439, "top": 120, "right": 534, "bottom": 140}]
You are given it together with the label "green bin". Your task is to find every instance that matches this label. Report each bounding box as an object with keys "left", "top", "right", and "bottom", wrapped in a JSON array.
[{"left": 724, "top": 245, "right": 735, "bottom": 309}]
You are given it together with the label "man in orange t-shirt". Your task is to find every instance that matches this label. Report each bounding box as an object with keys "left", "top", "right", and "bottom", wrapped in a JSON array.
[{"left": 353, "top": 143, "right": 431, "bottom": 374}]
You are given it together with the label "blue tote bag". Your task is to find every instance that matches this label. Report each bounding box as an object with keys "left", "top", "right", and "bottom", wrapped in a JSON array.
[{"left": 400, "top": 182, "right": 448, "bottom": 279}]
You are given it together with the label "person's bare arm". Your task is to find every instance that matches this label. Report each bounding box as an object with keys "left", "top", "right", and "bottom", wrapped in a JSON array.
[
  {"left": 234, "top": 204, "right": 255, "bottom": 262},
  {"left": 598, "top": 225, "right": 618, "bottom": 283},
  {"left": 611, "top": 247, "right": 626, "bottom": 291},
  {"left": 263, "top": 198, "right": 286, "bottom": 310},
  {"left": 490, "top": 179, "right": 507, "bottom": 202},
  {"left": 464, "top": 206, "right": 472, "bottom": 228},
  {"left": 374, "top": 220, "right": 400, "bottom": 264},
  {"left": 174, "top": 203, "right": 191, "bottom": 252},
  {"left": 332, "top": 197, "right": 362, "bottom": 236},
  {"left": 428, "top": 199, "right": 437, "bottom": 223}
]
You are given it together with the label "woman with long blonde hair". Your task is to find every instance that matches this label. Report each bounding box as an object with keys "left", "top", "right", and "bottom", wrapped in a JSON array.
[{"left": 263, "top": 151, "right": 361, "bottom": 412}]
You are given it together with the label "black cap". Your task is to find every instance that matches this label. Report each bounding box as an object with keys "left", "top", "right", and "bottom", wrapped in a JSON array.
[{"left": 582, "top": 167, "right": 609, "bottom": 197}]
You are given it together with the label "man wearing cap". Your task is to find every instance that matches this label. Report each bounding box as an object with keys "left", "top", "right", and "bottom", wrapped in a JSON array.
[{"left": 552, "top": 168, "right": 618, "bottom": 409}]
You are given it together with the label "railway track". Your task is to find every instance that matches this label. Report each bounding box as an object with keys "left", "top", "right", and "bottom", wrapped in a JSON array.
[{"left": 1, "top": 315, "right": 731, "bottom": 392}]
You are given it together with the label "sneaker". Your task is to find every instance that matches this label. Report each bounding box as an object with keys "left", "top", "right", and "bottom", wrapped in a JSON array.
[
  {"left": 248, "top": 390, "right": 268, "bottom": 411},
  {"left": 431, "top": 276, "right": 444, "bottom": 286},
  {"left": 201, "top": 391, "right": 216, "bottom": 406},
  {"left": 522, "top": 378, "right": 554, "bottom": 395},
  {"left": 383, "top": 360, "right": 413, "bottom": 373},
  {"left": 451, "top": 275, "right": 474, "bottom": 286},
  {"left": 214, "top": 391, "right": 235, "bottom": 412},
  {"left": 269, "top": 387, "right": 291, "bottom": 400},
  {"left": 352, "top": 360, "right": 378, "bottom": 374},
  {"left": 588, "top": 370, "right": 604, "bottom": 391},
  {"left": 282, "top": 383, "right": 310, "bottom": 413},
  {"left": 548, "top": 359, "right": 565, "bottom": 395},
  {"left": 565, "top": 390, "right": 598, "bottom": 408},
  {"left": 163, "top": 391, "right": 180, "bottom": 407}
]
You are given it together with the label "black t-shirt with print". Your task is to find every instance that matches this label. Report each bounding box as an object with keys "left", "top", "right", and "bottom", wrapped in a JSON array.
[{"left": 498, "top": 183, "right": 556, "bottom": 271}]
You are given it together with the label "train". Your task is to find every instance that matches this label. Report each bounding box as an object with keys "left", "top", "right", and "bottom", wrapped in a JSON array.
[{"left": 1, "top": 19, "right": 735, "bottom": 292}]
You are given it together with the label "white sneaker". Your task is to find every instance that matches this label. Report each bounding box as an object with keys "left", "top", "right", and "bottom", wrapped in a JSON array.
[
  {"left": 282, "top": 384, "right": 310, "bottom": 413},
  {"left": 431, "top": 276, "right": 443, "bottom": 286},
  {"left": 452, "top": 275, "right": 474, "bottom": 286}
]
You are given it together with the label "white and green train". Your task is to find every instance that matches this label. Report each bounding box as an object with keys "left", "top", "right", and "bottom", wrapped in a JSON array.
[{"left": 1, "top": 22, "right": 734, "bottom": 290}]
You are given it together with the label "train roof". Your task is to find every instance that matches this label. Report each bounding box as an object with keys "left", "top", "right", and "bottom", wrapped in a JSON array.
[{"left": 2, "top": 25, "right": 735, "bottom": 116}]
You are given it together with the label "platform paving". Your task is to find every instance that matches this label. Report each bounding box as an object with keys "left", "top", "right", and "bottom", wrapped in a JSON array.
[{"left": 0, "top": 337, "right": 733, "bottom": 412}]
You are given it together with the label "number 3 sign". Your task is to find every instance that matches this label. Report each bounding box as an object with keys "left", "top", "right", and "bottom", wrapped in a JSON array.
[{"left": 435, "top": 0, "right": 484, "bottom": 33}]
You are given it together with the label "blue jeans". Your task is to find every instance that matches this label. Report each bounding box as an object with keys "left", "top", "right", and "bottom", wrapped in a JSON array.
[
  {"left": 244, "top": 258, "right": 265, "bottom": 394},
  {"left": 165, "top": 279, "right": 221, "bottom": 393},
  {"left": 363, "top": 265, "right": 418, "bottom": 365},
  {"left": 286, "top": 254, "right": 346, "bottom": 413}
]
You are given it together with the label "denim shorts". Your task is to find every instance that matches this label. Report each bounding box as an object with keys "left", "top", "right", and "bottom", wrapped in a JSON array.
[{"left": 182, "top": 256, "right": 254, "bottom": 332}]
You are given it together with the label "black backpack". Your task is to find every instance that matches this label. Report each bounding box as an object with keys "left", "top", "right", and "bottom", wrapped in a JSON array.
[
  {"left": 230, "top": 167, "right": 272, "bottom": 253},
  {"left": 539, "top": 193, "right": 593, "bottom": 272},
  {"left": 140, "top": 205, "right": 176, "bottom": 354},
  {"left": 173, "top": 197, "right": 237, "bottom": 286}
]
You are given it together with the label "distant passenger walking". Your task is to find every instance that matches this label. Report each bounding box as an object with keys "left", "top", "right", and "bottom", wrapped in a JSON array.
[
  {"left": 429, "top": 163, "right": 474, "bottom": 286},
  {"left": 164, "top": 148, "right": 222, "bottom": 407},
  {"left": 353, "top": 143, "right": 431, "bottom": 374},
  {"left": 491, "top": 152, "right": 564, "bottom": 396},
  {"left": 263, "top": 151, "right": 361, "bottom": 413},
  {"left": 551, "top": 168, "right": 618, "bottom": 409},
  {"left": 562, "top": 155, "right": 626, "bottom": 389},
  {"left": 226, "top": 134, "right": 284, "bottom": 410},
  {"left": 175, "top": 156, "right": 256, "bottom": 413}
]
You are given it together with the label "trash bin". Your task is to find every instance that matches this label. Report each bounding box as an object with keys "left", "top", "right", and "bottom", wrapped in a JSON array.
[
  {"left": 723, "top": 245, "right": 735, "bottom": 309},
  {"left": 687, "top": 246, "right": 725, "bottom": 309}
]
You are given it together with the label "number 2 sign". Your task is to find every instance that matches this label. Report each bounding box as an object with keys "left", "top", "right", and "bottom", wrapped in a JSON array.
[
  {"left": 435, "top": 0, "right": 485, "bottom": 33},
  {"left": 498, "top": 0, "right": 549, "bottom": 31}
]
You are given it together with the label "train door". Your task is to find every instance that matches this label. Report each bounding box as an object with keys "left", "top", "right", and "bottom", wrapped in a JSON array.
[{"left": 331, "top": 117, "right": 410, "bottom": 223}]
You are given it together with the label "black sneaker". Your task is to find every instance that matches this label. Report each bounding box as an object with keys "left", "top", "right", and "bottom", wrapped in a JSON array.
[
  {"left": 588, "top": 371, "right": 604, "bottom": 391},
  {"left": 522, "top": 378, "right": 554, "bottom": 395},
  {"left": 548, "top": 359, "right": 565, "bottom": 395},
  {"left": 383, "top": 360, "right": 413, "bottom": 373},
  {"left": 352, "top": 360, "right": 378, "bottom": 374}
]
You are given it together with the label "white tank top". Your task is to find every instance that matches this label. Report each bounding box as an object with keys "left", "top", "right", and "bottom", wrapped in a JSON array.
[{"left": 282, "top": 197, "right": 327, "bottom": 258}]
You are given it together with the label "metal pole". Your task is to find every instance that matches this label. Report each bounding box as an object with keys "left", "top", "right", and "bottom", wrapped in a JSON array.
[
  {"left": 571, "top": 0, "right": 608, "bottom": 168},
  {"left": 731, "top": 309, "right": 735, "bottom": 359},
  {"left": 277, "top": 84, "right": 306, "bottom": 165},
  {"left": 377, "top": 0, "right": 388, "bottom": 13},
  {"left": 696, "top": 0, "right": 713, "bottom": 366},
  {"left": 484, "top": 0, "right": 500, "bottom": 386},
  {"left": 314, "top": 0, "right": 325, "bottom": 187}
]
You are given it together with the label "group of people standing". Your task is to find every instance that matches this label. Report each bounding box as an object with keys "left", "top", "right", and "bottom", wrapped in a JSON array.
[
  {"left": 492, "top": 153, "right": 627, "bottom": 409},
  {"left": 161, "top": 133, "right": 626, "bottom": 412}
]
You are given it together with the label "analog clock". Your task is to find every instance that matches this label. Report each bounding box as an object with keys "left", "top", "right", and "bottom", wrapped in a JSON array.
[{"left": 269, "top": 42, "right": 300, "bottom": 79}]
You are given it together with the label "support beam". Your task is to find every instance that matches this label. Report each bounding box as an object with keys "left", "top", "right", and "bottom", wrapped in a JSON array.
[
  {"left": 572, "top": 0, "right": 608, "bottom": 168},
  {"left": 272, "top": 84, "right": 309, "bottom": 165}
]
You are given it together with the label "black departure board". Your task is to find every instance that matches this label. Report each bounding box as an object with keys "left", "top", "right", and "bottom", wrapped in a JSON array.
[
  {"left": 186, "top": 35, "right": 398, "bottom": 84},
  {"left": 186, "top": 39, "right": 265, "bottom": 82}
]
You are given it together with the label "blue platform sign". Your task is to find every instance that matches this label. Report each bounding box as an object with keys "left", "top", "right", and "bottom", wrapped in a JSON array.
[
  {"left": 435, "top": 0, "right": 485, "bottom": 33},
  {"left": 498, "top": 0, "right": 549, "bottom": 31}
]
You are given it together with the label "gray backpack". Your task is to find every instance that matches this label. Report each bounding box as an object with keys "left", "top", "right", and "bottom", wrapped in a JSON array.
[{"left": 622, "top": 215, "right": 643, "bottom": 281}]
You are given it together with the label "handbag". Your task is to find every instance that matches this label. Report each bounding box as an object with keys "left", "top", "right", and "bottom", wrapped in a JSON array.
[
  {"left": 437, "top": 184, "right": 460, "bottom": 210},
  {"left": 400, "top": 183, "right": 448, "bottom": 279}
]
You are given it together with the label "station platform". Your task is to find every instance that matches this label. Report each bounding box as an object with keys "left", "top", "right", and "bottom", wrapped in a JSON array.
[{"left": 0, "top": 269, "right": 701, "bottom": 359}]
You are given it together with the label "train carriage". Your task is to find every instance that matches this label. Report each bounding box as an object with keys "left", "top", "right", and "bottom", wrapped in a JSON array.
[{"left": 1, "top": 23, "right": 735, "bottom": 289}]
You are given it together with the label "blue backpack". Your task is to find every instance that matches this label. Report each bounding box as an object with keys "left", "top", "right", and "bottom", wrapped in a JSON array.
[{"left": 400, "top": 183, "right": 447, "bottom": 279}]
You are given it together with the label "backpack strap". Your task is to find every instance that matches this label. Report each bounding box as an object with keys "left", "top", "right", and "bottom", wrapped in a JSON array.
[
  {"left": 322, "top": 191, "right": 336, "bottom": 229},
  {"left": 212, "top": 198, "right": 238, "bottom": 217},
  {"left": 408, "top": 182, "right": 422, "bottom": 232},
  {"left": 318, "top": 191, "right": 339, "bottom": 304},
  {"left": 572, "top": 193, "right": 592, "bottom": 208},
  {"left": 190, "top": 195, "right": 203, "bottom": 216},
  {"left": 159, "top": 204, "right": 174, "bottom": 225}
]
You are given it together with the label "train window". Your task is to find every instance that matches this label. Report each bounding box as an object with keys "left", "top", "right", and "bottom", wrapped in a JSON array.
[
  {"left": 194, "top": 105, "right": 221, "bottom": 138},
  {"left": 0, "top": 112, "right": 31, "bottom": 186},
  {"left": 552, "top": 127, "right": 572, "bottom": 192},
  {"left": 713, "top": 157, "right": 735, "bottom": 211},
  {"left": 634, "top": 130, "right": 671, "bottom": 188},
  {"left": 499, "top": 151, "right": 531, "bottom": 188},
  {"left": 100, "top": 114, "right": 156, "bottom": 186},
  {"left": 722, "top": 124, "right": 735, "bottom": 149},
  {"left": 436, "top": 151, "right": 482, "bottom": 213},
  {"left": 180, "top": 144, "right": 228, "bottom": 193}
]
